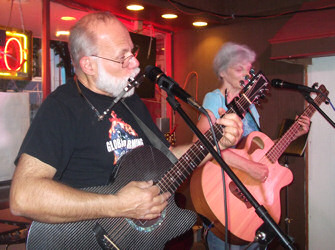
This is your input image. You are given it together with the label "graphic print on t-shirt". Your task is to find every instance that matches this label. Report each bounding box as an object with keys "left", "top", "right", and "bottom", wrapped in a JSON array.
[{"left": 106, "top": 111, "right": 144, "bottom": 164}]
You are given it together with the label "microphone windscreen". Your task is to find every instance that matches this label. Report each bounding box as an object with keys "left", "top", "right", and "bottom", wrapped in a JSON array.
[
  {"left": 144, "top": 65, "right": 162, "bottom": 82},
  {"left": 271, "top": 79, "right": 282, "bottom": 87}
]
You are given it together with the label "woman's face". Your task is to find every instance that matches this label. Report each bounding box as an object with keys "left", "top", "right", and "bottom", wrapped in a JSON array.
[{"left": 220, "top": 60, "right": 252, "bottom": 90}]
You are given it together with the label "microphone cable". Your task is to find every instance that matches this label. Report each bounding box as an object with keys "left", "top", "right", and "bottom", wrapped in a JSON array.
[{"left": 200, "top": 108, "right": 229, "bottom": 250}]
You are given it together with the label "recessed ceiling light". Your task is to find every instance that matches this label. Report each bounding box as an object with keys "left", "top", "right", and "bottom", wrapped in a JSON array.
[
  {"left": 13, "top": 0, "right": 30, "bottom": 3},
  {"left": 56, "top": 31, "right": 70, "bottom": 37},
  {"left": 61, "top": 16, "right": 77, "bottom": 21},
  {"left": 126, "top": 4, "right": 144, "bottom": 11},
  {"left": 161, "top": 14, "right": 178, "bottom": 19},
  {"left": 193, "top": 21, "right": 208, "bottom": 27}
]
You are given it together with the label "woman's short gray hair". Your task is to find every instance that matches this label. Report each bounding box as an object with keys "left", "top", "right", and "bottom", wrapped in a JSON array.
[
  {"left": 68, "top": 12, "right": 118, "bottom": 69},
  {"left": 213, "top": 42, "right": 256, "bottom": 78}
]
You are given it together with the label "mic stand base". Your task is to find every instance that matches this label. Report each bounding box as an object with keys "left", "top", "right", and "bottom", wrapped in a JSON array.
[{"left": 255, "top": 223, "right": 276, "bottom": 247}]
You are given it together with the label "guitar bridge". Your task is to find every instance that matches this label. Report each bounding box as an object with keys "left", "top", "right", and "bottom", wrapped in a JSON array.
[
  {"left": 93, "top": 223, "right": 119, "bottom": 250},
  {"left": 229, "top": 182, "right": 252, "bottom": 209}
]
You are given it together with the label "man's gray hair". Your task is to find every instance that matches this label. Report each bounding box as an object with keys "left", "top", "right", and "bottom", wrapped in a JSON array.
[
  {"left": 213, "top": 42, "right": 256, "bottom": 78},
  {"left": 68, "top": 12, "right": 118, "bottom": 69}
]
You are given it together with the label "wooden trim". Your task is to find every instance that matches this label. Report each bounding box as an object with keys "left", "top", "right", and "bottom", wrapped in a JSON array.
[
  {"left": 270, "top": 37, "right": 335, "bottom": 60},
  {"left": 304, "top": 66, "right": 309, "bottom": 250},
  {"left": 42, "top": 0, "right": 51, "bottom": 100}
]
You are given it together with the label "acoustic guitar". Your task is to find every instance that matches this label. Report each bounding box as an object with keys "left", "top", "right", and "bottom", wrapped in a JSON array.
[{"left": 190, "top": 84, "right": 329, "bottom": 244}]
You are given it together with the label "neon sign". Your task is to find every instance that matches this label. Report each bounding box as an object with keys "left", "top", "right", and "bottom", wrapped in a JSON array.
[{"left": 0, "top": 28, "right": 32, "bottom": 80}]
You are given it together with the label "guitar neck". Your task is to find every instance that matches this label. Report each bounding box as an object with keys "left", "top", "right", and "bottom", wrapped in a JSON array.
[
  {"left": 266, "top": 85, "right": 328, "bottom": 162},
  {"left": 157, "top": 88, "right": 258, "bottom": 194}
]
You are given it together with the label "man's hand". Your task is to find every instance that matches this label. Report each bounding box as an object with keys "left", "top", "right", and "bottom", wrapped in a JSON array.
[
  {"left": 216, "top": 108, "right": 243, "bottom": 150},
  {"left": 114, "top": 181, "right": 171, "bottom": 220}
]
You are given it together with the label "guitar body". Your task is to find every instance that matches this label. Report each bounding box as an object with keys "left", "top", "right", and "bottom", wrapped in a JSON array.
[
  {"left": 190, "top": 131, "right": 293, "bottom": 244},
  {"left": 27, "top": 146, "right": 197, "bottom": 250}
]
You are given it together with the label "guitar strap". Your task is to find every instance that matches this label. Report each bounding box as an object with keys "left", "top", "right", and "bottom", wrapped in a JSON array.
[
  {"left": 224, "top": 88, "right": 262, "bottom": 132},
  {"left": 121, "top": 99, "right": 178, "bottom": 164},
  {"left": 247, "top": 108, "right": 262, "bottom": 132}
]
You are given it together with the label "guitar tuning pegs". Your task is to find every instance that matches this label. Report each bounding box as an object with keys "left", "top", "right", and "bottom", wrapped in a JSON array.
[
  {"left": 312, "top": 82, "right": 319, "bottom": 89},
  {"left": 240, "top": 80, "right": 246, "bottom": 87},
  {"left": 249, "top": 68, "right": 255, "bottom": 76},
  {"left": 262, "top": 86, "right": 270, "bottom": 93}
]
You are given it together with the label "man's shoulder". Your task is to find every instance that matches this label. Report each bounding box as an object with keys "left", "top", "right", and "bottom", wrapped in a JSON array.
[
  {"left": 50, "top": 80, "right": 77, "bottom": 98},
  {"left": 46, "top": 80, "right": 80, "bottom": 105},
  {"left": 38, "top": 80, "right": 82, "bottom": 118}
]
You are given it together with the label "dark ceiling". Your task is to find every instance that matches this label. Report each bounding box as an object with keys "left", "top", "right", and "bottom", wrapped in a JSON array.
[
  {"left": 0, "top": 0, "right": 322, "bottom": 41},
  {"left": 55, "top": 0, "right": 315, "bottom": 31}
]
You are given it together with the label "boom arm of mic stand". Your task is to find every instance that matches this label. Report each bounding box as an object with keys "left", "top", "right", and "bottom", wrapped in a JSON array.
[
  {"left": 301, "top": 91, "right": 335, "bottom": 128},
  {"left": 165, "top": 95, "right": 296, "bottom": 250}
]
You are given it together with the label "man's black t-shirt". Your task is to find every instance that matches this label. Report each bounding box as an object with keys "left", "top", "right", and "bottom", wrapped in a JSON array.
[{"left": 17, "top": 79, "right": 169, "bottom": 188}]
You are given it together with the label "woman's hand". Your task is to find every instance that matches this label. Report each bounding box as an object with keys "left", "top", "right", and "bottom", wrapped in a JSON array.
[
  {"left": 293, "top": 115, "right": 311, "bottom": 140},
  {"left": 216, "top": 108, "right": 243, "bottom": 150}
]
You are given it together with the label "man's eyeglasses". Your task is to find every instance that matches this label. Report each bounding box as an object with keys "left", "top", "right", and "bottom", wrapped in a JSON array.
[{"left": 91, "top": 46, "right": 139, "bottom": 68}]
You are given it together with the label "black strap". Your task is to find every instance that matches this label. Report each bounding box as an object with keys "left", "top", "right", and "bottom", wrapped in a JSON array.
[
  {"left": 121, "top": 100, "right": 178, "bottom": 164},
  {"left": 247, "top": 108, "right": 262, "bottom": 132}
]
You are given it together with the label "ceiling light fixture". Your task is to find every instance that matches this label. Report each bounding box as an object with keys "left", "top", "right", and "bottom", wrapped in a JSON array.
[
  {"left": 61, "top": 16, "right": 77, "bottom": 21},
  {"left": 161, "top": 14, "right": 178, "bottom": 19},
  {"left": 126, "top": 4, "right": 144, "bottom": 11},
  {"left": 56, "top": 31, "right": 70, "bottom": 37},
  {"left": 192, "top": 21, "right": 208, "bottom": 27}
]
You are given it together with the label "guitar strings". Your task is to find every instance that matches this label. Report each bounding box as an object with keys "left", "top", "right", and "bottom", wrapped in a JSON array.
[
  {"left": 104, "top": 234, "right": 120, "bottom": 250},
  {"left": 165, "top": 142, "right": 205, "bottom": 189},
  {"left": 266, "top": 87, "right": 326, "bottom": 162},
  {"left": 271, "top": 88, "right": 326, "bottom": 160},
  {"left": 159, "top": 81, "right": 261, "bottom": 194},
  {"left": 160, "top": 135, "right": 212, "bottom": 194},
  {"left": 109, "top": 219, "right": 133, "bottom": 247}
]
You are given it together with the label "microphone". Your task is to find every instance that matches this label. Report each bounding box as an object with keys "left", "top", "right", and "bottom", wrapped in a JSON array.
[
  {"left": 144, "top": 65, "right": 205, "bottom": 112},
  {"left": 271, "top": 79, "right": 319, "bottom": 93}
]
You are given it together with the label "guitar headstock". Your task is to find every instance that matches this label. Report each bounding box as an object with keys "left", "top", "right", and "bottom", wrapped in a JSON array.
[
  {"left": 315, "top": 84, "right": 329, "bottom": 101},
  {"left": 243, "top": 71, "right": 270, "bottom": 105},
  {"left": 227, "top": 71, "right": 270, "bottom": 118}
]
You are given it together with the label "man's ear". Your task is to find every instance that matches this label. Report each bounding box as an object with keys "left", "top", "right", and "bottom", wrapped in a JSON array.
[{"left": 79, "top": 56, "right": 96, "bottom": 76}]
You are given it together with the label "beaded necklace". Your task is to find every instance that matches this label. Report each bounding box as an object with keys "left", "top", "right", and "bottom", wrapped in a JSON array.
[{"left": 74, "top": 75, "right": 142, "bottom": 121}]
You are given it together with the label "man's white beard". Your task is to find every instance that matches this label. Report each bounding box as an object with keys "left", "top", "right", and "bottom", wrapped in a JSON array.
[{"left": 96, "top": 61, "right": 140, "bottom": 98}]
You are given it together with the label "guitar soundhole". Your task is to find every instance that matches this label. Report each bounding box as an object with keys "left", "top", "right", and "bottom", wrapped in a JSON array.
[
  {"left": 229, "top": 182, "right": 252, "bottom": 209},
  {"left": 126, "top": 209, "right": 166, "bottom": 233}
]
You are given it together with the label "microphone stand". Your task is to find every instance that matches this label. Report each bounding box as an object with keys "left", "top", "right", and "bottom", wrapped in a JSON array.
[
  {"left": 300, "top": 91, "right": 335, "bottom": 128},
  {"left": 165, "top": 94, "right": 296, "bottom": 250}
]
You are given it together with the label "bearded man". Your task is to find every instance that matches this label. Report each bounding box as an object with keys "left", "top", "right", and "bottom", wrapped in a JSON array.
[{"left": 10, "top": 12, "right": 243, "bottom": 249}]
